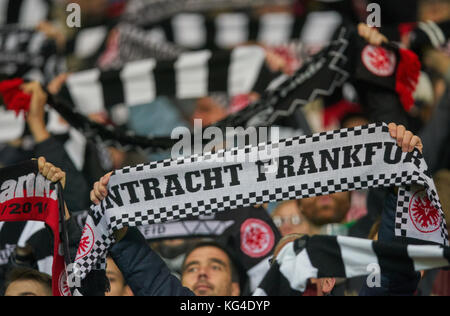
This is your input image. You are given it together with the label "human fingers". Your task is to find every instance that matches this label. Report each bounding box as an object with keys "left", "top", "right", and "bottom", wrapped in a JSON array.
[
  {"left": 401, "top": 131, "right": 413, "bottom": 152},
  {"left": 395, "top": 125, "right": 406, "bottom": 148}
]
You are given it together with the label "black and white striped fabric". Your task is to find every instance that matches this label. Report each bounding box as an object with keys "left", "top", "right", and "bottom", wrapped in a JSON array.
[
  {"left": 65, "top": 25, "right": 111, "bottom": 63},
  {"left": 149, "top": 10, "right": 342, "bottom": 51},
  {"left": 123, "top": 0, "right": 295, "bottom": 27},
  {"left": 74, "top": 210, "right": 235, "bottom": 241},
  {"left": 61, "top": 45, "right": 277, "bottom": 115},
  {"left": 52, "top": 26, "right": 350, "bottom": 153},
  {"left": 138, "top": 217, "right": 234, "bottom": 241},
  {"left": 107, "top": 23, "right": 185, "bottom": 68},
  {"left": 70, "top": 122, "right": 448, "bottom": 290},
  {"left": 253, "top": 234, "right": 450, "bottom": 296},
  {"left": 214, "top": 26, "right": 350, "bottom": 129},
  {"left": 0, "top": 102, "right": 92, "bottom": 176},
  {"left": 410, "top": 20, "right": 450, "bottom": 55},
  {"left": 0, "top": 221, "right": 53, "bottom": 277},
  {"left": 0, "top": 27, "right": 60, "bottom": 82},
  {"left": 0, "top": 0, "right": 50, "bottom": 27}
]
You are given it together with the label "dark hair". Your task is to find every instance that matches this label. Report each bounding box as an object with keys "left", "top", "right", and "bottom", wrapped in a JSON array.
[
  {"left": 339, "top": 111, "right": 368, "bottom": 129},
  {"left": 4, "top": 267, "right": 52, "bottom": 296},
  {"left": 182, "top": 241, "right": 241, "bottom": 284}
]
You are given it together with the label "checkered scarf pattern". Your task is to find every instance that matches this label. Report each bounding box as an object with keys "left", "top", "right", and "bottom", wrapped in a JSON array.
[
  {"left": 70, "top": 122, "right": 449, "bottom": 292},
  {"left": 253, "top": 234, "right": 450, "bottom": 296}
]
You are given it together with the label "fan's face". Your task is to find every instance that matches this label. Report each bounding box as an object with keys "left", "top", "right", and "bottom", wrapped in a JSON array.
[
  {"left": 419, "top": 0, "right": 450, "bottom": 22},
  {"left": 300, "top": 192, "right": 351, "bottom": 226},
  {"left": 181, "top": 246, "right": 238, "bottom": 296},
  {"left": 271, "top": 200, "right": 306, "bottom": 236},
  {"left": 192, "top": 98, "right": 227, "bottom": 126}
]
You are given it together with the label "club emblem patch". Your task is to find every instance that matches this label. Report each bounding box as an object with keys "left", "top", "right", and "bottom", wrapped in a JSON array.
[
  {"left": 362, "top": 45, "right": 396, "bottom": 77},
  {"left": 75, "top": 224, "right": 94, "bottom": 261},
  {"left": 409, "top": 189, "right": 441, "bottom": 233},
  {"left": 58, "top": 271, "right": 71, "bottom": 296},
  {"left": 241, "top": 219, "right": 274, "bottom": 258}
]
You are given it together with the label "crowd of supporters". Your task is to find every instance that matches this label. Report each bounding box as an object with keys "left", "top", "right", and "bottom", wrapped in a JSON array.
[{"left": 0, "top": 0, "right": 449, "bottom": 297}]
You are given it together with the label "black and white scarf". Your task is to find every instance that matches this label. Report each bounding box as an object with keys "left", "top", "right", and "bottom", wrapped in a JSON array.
[
  {"left": 97, "top": 23, "right": 185, "bottom": 70},
  {"left": 0, "top": 0, "right": 50, "bottom": 27},
  {"left": 70, "top": 123, "right": 448, "bottom": 292},
  {"left": 0, "top": 220, "right": 56, "bottom": 285},
  {"left": 3, "top": 26, "right": 419, "bottom": 157},
  {"left": 161, "top": 10, "right": 342, "bottom": 51},
  {"left": 48, "top": 27, "right": 349, "bottom": 152},
  {"left": 122, "top": 0, "right": 295, "bottom": 27},
  {"left": 254, "top": 234, "right": 450, "bottom": 296},
  {"left": 59, "top": 26, "right": 418, "bottom": 152},
  {"left": 59, "top": 45, "right": 278, "bottom": 115},
  {"left": 0, "top": 27, "right": 60, "bottom": 82},
  {"left": 409, "top": 20, "right": 450, "bottom": 56},
  {"left": 65, "top": 25, "right": 112, "bottom": 63}
]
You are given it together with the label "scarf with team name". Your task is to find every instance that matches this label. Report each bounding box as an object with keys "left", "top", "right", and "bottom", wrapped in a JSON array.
[
  {"left": 69, "top": 122, "right": 448, "bottom": 293},
  {"left": 0, "top": 160, "right": 71, "bottom": 296}
]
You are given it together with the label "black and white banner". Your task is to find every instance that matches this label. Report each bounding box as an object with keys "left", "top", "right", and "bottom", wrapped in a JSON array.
[
  {"left": 122, "top": 0, "right": 295, "bottom": 27},
  {"left": 97, "top": 23, "right": 185, "bottom": 70},
  {"left": 50, "top": 27, "right": 350, "bottom": 153},
  {"left": 150, "top": 11, "right": 340, "bottom": 50},
  {"left": 75, "top": 210, "right": 234, "bottom": 241},
  {"left": 410, "top": 20, "right": 450, "bottom": 54},
  {"left": 214, "top": 27, "right": 350, "bottom": 129},
  {"left": 61, "top": 45, "right": 277, "bottom": 115},
  {"left": 254, "top": 234, "right": 450, "bottom": 296},
  {"left": 138, "top": 217, "right": 234, "bottom": 241},
  {"left": 65, "top": 25, "right": 111, "bottom": 62},
  {"left": 71, "top": 123, "right": 448, "bottom": 289},
  {"left": 0, "top": 0, "right": 49, "bottom": 27},
  {"left": 0, "top": 220, "right": 53, "bottom": 276},
  {"left": 0, "top": 27, "right": 59, "bottom": 81}
]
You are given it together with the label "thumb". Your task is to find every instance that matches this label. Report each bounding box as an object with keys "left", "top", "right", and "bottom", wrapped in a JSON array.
[{"left": 101, "top": 172, "right": 113, "bottom": 185}]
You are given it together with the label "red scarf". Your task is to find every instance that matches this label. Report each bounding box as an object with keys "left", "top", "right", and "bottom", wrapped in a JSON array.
[
  {"left": 0, "top": 160, "right": 69, "bottom": 296},
  {"left": 0, "top": 78, "right": 31, "bottom": 117}
]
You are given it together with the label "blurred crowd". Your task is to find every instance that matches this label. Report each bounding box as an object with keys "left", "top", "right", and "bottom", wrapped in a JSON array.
[{"left": 0, "top": 0, "right": 449, "bottom": 297}]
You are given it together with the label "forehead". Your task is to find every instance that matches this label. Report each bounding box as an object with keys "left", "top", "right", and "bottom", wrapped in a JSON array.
[
  {"left": 5, "top": 280, "right": 48, "bottom": 296},
  {"left": 106, "top": 257, "right": 121, "bottom": 274},
  {"left": 273, "top": 200, "right": 300, "bottom": 216},
  {"left": 185, "top": 246, "right": 230, "bottom": 265}
]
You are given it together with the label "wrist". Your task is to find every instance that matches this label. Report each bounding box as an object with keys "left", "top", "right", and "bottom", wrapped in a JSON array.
[{"left": 28, "top": 121, "right": 50, "bottom": 143}]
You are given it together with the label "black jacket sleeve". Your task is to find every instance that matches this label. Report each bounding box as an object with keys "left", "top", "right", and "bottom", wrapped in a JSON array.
[
  {"left": 420, "top": 88, "right": 450, "bottom": 174},
  {"left": 109, "top": 228, "right": 194, "bottom": 297},
  {"left": 359, "top": 190, "right": 420, "bottom": 296},
  {"left": 34, "top": 136, "right": 90, "bottom": 212}
]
